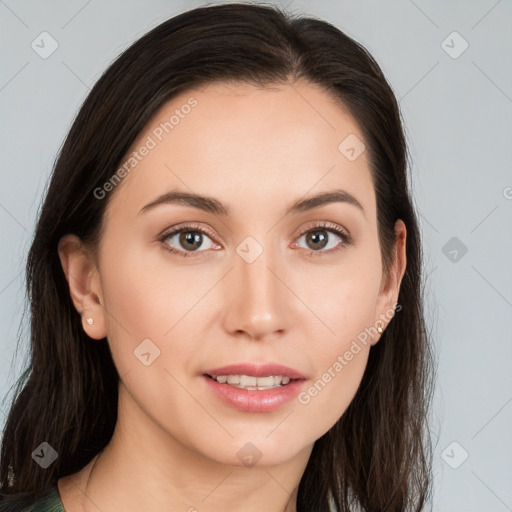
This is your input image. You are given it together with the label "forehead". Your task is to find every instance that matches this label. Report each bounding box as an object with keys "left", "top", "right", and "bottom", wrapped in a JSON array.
[{"left": 105, "top": 80, "right": 375, "bottom": 221}]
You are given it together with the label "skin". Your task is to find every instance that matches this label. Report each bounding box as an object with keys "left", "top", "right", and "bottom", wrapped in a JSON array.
[{"left": 57, "top": 80, "right": 406, "bottom": 512}]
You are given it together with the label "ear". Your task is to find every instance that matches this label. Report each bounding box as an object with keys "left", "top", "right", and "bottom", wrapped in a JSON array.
[
  {"left": 371, "top": 219, "right": 407, "bottom": 345},
  {"left": 58, "top": 234, "right": 107, "bottom": 340}
]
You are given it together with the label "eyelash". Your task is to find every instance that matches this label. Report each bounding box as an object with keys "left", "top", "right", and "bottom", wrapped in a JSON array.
[{"left": 158, "top": 221, "right": 353, "bottom": 258}]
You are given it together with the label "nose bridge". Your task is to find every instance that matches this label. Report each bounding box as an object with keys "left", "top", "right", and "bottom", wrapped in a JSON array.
[{"left": 223, "top": 235, "right": 288, "bottom": 338}]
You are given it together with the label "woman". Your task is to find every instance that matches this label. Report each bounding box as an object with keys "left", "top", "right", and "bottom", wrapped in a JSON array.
[{"left": 0, "top": 3, "right": 434, "bottom": 511}]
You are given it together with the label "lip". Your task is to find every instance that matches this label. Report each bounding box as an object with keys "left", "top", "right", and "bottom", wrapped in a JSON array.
[
  {"left": 203, "top": 375, "right": 306, "bottom": 413},
  {"left": 202, "top": 363, "right": 307, "bottom": 413},
  {"left": 203, "top": 363, "right": 306, "bottom": 380}
]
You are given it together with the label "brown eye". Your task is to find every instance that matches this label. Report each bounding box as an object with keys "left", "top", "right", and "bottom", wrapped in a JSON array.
[
  {"left": 178, "top": 231, "right": 204, "bottom": 251},
  {"left": 294, "top": 222, "right": 352, "bottom": 255},
  {"left": 304, "top": 230, "right": 329, "bottom": 250},
  {"left": 161, "top": 224, "right": 217, "bottom": 257}
]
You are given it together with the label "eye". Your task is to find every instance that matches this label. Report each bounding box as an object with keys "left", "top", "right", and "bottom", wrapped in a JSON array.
[
  {"left": 159, "top": 224, "right": 219, "bottom": 257},
  {"left": 158, "top": 221, "right": 352, "bottom": 258},
  {"left": 293, "top": 222, "right": 352, "bottom": 255}
]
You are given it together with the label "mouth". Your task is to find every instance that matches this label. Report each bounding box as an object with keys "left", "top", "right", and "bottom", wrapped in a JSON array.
[
  {"left": 204, "top": 373, "right": 299, "bottom": 391},
  {"left": 203, "top": 363, "right": 305, "bottom": 385},
  {"left": 201, "top": 363, "right": 306, "bottom": 412}
]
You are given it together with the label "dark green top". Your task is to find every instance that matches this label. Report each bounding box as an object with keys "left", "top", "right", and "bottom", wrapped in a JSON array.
[{"left": 0, "top": 485, "right": 64, "bottom": 512}]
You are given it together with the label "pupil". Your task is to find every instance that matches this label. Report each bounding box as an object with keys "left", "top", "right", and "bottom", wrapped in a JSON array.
[
  {"left": 180, "top": 231, "right": 202, "bottom": 251},
  {"left": 307, "top": 230, "right": 328, "bottom": 250}
]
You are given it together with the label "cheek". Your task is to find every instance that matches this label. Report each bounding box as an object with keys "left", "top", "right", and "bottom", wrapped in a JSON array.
[
  {"left": 290, "top": 235, "right": 382, "bottom": 334},
  {"left": 302, "top": 264, "right": 381, "bottom": 351},
  {"left": 295, "top": 337, "right": 371, "bottom": 433},
  {"left": 96, "top": 245, "right": 206, "bottom": 438},
  {"left": 97, "top": 240, "right": 189, "bottom": 376},
  {"left": 292, "top": 270, "right": 379, "bottom": 428},
  {"left": 97, "top": 239, "right": 224, "bottom": 412},
  {"left": 99, "top": 238, "right": 205, "bottom": 339}
]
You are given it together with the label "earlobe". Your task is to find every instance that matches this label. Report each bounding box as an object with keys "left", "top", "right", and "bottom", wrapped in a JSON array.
[{"left": 58, "top": 234, "right": 107, "bottom": 340}]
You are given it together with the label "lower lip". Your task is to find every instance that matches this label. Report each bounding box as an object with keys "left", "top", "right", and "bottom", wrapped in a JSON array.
[{"left": 203, "top": 375, "right": 306, "bottom": 413}]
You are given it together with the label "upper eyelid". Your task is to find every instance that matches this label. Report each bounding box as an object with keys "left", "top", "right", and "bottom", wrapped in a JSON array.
[
  {"left": 161, "top": 222, "right": 216, "bottom": 239},
  {"left": 294, "top": 220, "right": 349, "bottom": 237}
]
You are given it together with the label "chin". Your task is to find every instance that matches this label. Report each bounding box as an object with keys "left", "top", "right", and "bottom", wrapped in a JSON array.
[{"left": 197, "top": 433, "right": 312, "bottom": 468}]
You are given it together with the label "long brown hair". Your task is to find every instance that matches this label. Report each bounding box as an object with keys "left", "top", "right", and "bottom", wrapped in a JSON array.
[{"left": 0, "top": 3, "right": 434, "bottom": 510}]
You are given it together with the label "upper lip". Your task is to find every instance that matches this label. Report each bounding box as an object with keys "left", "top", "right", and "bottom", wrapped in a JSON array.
[{"left": 203, "top": 363, "right": 306, "bottom": 380}]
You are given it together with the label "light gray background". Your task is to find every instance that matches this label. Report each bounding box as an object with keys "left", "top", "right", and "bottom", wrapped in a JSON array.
[{"left": 1, "top": 1, "right": 511, "bottom": 510}]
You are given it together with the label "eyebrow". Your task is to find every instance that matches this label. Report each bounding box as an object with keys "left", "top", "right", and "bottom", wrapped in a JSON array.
[{"left": 138, "top": 188, "right": 365, "bottom": 218}]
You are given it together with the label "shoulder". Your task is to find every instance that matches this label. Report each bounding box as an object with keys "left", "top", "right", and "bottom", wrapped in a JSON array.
[{"left": 0, "top": 485, "right": 64, "bottom": 512}]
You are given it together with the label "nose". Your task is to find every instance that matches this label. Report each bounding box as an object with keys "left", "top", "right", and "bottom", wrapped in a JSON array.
[{"left": 221, "top": 242, "right": 292, "bottom": 341}]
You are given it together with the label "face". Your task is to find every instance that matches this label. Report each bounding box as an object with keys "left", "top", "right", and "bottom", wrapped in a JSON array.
[{"left": 62, "top": 80, "right": 405, "bottom": 468}]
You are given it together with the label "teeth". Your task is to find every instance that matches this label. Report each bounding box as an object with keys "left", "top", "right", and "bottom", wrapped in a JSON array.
[
  {"left": 227, "top": 375, "right": 240, "bottom": 385},
  {"left": 213, "top": 374, "right": 293, "bottom": 389},
  {"left": 240, "top": 375, "right": 257, "bottom": 387}
]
